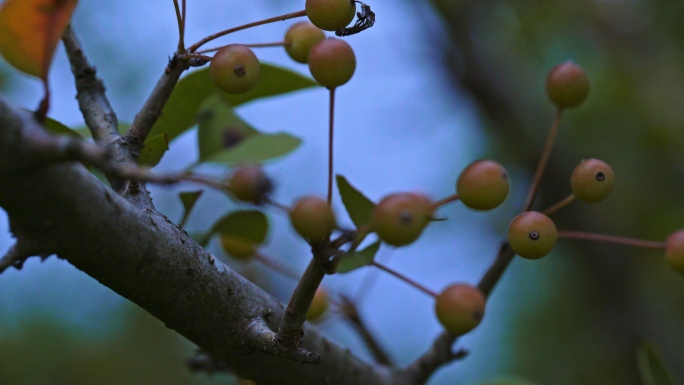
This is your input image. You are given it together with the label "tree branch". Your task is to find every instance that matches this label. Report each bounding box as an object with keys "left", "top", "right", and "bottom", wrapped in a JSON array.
[
  {"left": 62, "top": 26, "right": 153, "bottom": 208},
  {"left": 123, "top": 55, "right": 189, "bottom": 157},
  {"left": 0, "top": 95, "right": 399, "bottom": 385}
]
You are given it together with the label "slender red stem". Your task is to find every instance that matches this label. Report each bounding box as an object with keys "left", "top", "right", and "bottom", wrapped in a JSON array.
[
  {"left": 543, "top": 193, "right": 576, "bottom": 216},
  {"left": 327, "top": 87, "right": 336, "bottom": 207},
  {"left": 558, "top": 230, "right": 666, "bottom": 250},
  {"left": 188, "top": 10, "right": 307, "bottom": 53},
  {"left": 254, "top": 253, "right": 302, "bottom": 280},
  {"left": 372, "top": 261, "right": 438, "bottom": 298},
  {"left": 173, "top": 0, "right": 184, "bottom": 52},
  {"left": 181, "top": 0, "right": 186, "bottom": 50},
  {"left": 196, "top": 41, "right": 289, "bottom": 54},
  {"left": 264, "top": 198, "right": 291, "bottom": 214},
  {"left": 523, "top": 108, "right": 563, "bottom": 211},
  {"left": 431, "top": 193, "right": 459, "bottom": 209}
]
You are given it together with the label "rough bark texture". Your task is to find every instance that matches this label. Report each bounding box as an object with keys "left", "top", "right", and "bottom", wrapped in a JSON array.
[{"left": 0, "top": 97, "right": 399, "bottom": 385}]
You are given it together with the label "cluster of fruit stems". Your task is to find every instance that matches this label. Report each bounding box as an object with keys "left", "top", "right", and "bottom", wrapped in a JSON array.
[{"left": 159, "top": 0, "right": 670, "bottom": 366}]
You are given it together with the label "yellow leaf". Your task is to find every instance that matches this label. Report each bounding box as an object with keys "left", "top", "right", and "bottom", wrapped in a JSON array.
[{"left": 0, "top": 0, "right": 78, "bottom": 79}]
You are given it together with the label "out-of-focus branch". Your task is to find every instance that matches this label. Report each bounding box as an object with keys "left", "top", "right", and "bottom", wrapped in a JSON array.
[{"left": 339, "top": 295, "right": 394, "bottom": 367}]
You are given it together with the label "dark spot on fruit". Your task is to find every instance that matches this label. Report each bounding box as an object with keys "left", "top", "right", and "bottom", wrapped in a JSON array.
[
  {"left": 234, "top": 64, "right": 246, "bottom": 77},
  {"left": 595, "top": 171, "right": 606, "bottom": 181},
  {"left": 399, "top": 210, "right": 413, "bottom": 225},
  {"left": 529, "top": 231, "right": 540, "bottom": 240}
]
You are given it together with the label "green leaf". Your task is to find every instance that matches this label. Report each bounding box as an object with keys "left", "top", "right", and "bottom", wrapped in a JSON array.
[
  {"left": 44, "top": 117, "right": 82, "bottom": 138},
  {"left": 178, "top": 190, "right": 204, "bottom": 228},
  {"left": 336, "top": 175, "right": 376, "bottom": 228},
  {"left": 147, "top": 63, "right": 317, "bottom": 144},
  {"left": 206, "top": 132, "right": 301, "bottom": 165},
  {"left": 138, "top": 134, "right": 169, "bottom": 166},
  {"left": 189, "top": 232, "right": 212, "bottom": 247},
  {"left": 636, "top": 343, "right": 676, "bottom": 385},
  {"left": 211, "top": 210, "right": 269, "bottom": 245},
  {"left": 336, "top": 241, "right": 380, "bottom": 274},
  {"left": 196, "top": 94, "right": 258, "bottom": 162}
]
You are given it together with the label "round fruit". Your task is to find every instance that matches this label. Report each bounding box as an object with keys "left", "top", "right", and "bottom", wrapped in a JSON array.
[
  {"left": 571, "top": 158, "right": 615, "bottom": 203},
  {"left": 546, "top": 61, "right": 590, "bottom": 109},
  {"left": 508, "top": 211, "right": 557, "bottom": 260},
  {"left": 307, "top": 287, "right": 329, "bottom": 321},
  {"left": 456, "top": 160, "right": 510, "bottom": 211},
  {"left": 284, "top": 21, "right": 326, "bottom": 64},
  {"left": 308, "top": 38, "right": 356, "bottom": 88},
  {"left": 434, "top": 283, "right": 486, "bottom": 336},
  {"left": 665, "top": 229, "right": 684, "bottom": 274},
  {"left": 220, "top": 235, "right": 256, "bottom": 260},
  {"left": 210, "top": 44, "right": 260, "bottom": 94},
  {"left": 289, "top": 196, "right": 336, "bottom": 242},
  {"left": 305, "top": 0, "right": 356, "bottom": 31},
  {"left": 226, "top": 165, "right": 273, "bottom": 205},
  {"left": 372, "top": 192, "right": 433, "bottom": 247}
]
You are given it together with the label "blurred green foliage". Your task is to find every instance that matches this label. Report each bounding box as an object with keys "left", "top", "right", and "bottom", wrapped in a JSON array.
[
  {"left": 0, "top": 304, "right": 235, "bottom": 385},
  {"left": 429, "top": 0, "right": 684, "bottom": 384}
]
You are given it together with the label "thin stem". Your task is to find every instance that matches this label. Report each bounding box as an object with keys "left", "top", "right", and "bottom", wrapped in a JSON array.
[
  {"left": 182, "top": 53, "right": 213, "bottom": 62},
  {"left": 328, "top": 87, "right": 336, "bottom": 207},
  {"left": 558, "top": 230, "right": 667, "bottom": 250},
  {"left": 254, "top": 253, "right": 302, "bottom": 281},
  {"left": 543, "top": 193, "right": 576, "bottom": 216},
  {"left": 264, "top": 198, "right": 291, "bottom": 214},
  {"left": 477, "top": 242, "right": 516, "bottom": 297},
  {"left": 371, "top": 261, "right": 437, "bottom": 298},
  {"left": 182, "top": 0, "right": 186, "bottom": 48},
  {"left": 523, "top": 107, "right": 563, "bottom": 211},
  {"left": 196, "top": 41, "right": 289, "bottom": 54},
  {"left": 173, "top": 0, "right": 185, "bottom": 52},
  {"left": 187, "top": 10, "right": 307, "bottom": 53},
  {"left": 431, "top": 193, "right": 459, "bottom": 209}
]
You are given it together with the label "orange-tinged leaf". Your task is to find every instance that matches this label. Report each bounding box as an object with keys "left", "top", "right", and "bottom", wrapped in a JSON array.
[{"left": 0, "top": 0, "right": 78, "bottom": 79}]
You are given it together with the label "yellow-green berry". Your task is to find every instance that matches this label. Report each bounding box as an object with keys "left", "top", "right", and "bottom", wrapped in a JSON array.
[
  {"left": 571, "top": 158, "right": 615, "bottom": 203},
  {"left": 457, "top": 160, "right": 510, "bottom": 211},
  {"left": 210, "top": 44, "right": 260, "bottom": 94},
  {"left": 285, "top": 21, "right": 326, "bottom": 64},
  {"left": 435, "top": 284, "right": 486, "bottom": 335},
  {"left": 508, "top": 211, "right": 557, "bottom": 260}
]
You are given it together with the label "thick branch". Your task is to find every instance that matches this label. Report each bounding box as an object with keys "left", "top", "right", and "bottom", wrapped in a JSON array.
[{"left": 0, "top": 96, "right": 397, "bottom": 385}]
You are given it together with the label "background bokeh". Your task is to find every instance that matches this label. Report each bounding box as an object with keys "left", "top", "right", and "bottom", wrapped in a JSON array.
[{"left": 1, "top": 1, "right": 683, "bottom": 384}]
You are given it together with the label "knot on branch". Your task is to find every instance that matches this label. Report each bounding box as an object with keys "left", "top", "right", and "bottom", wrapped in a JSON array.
[{"left": 246, "top": 318, "right": 320, "bottom": 365}]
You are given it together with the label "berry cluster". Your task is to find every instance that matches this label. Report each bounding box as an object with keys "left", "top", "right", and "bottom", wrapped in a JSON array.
[{"left": 190, "top": 0, "right": 684, "bottom": 366}]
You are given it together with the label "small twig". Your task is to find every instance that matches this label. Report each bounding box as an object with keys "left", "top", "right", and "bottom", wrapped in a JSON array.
[
  {"left": 478, "top": 241, "right": 516, "bottom": 297},
  {"left": 543, "top": 193, "right": 576, "bottom": 216},
  {"left": 254, "top": 253, "right": 302, "bottom": 281},
  {"left": 276, "top": 255, "right": 327, "bottom": 349},
  {"left": 0, "top": 244, "right": 30, "bottom": 274},
  {"left": 61, "top": 26, "right": 120, "bottom": 145},
  {"left": 558, "top": 230, "right": 667, "bottom": 250},
  {"left": 187, "top": 10, "right": 307, "bottom": 53},
  {"left": 247, "top": 317, "right": 320, "bottom": 364},
  {"left": 327, "top": 87, "right": 337, "bottom": 206},
  {"left": 523, "top": 107, "right": 563, "bottom": 211},
  {"left": 339, "top": 295, "right": 394, "bottom": 366},
  {"left": 431, "top": 193, "right": 459, "bottom": 209},
  {"left": 123, "top": 55, "right": 190, "bottom": 159},
  {"left": 371, "top": 261, "right": 437, "bottom": 298},
  {"left": 173, "top": 0, "right": 185, "bottom": 52},
  {"left": 196, "top": 41, "right": 289, "bottom": 55}
]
